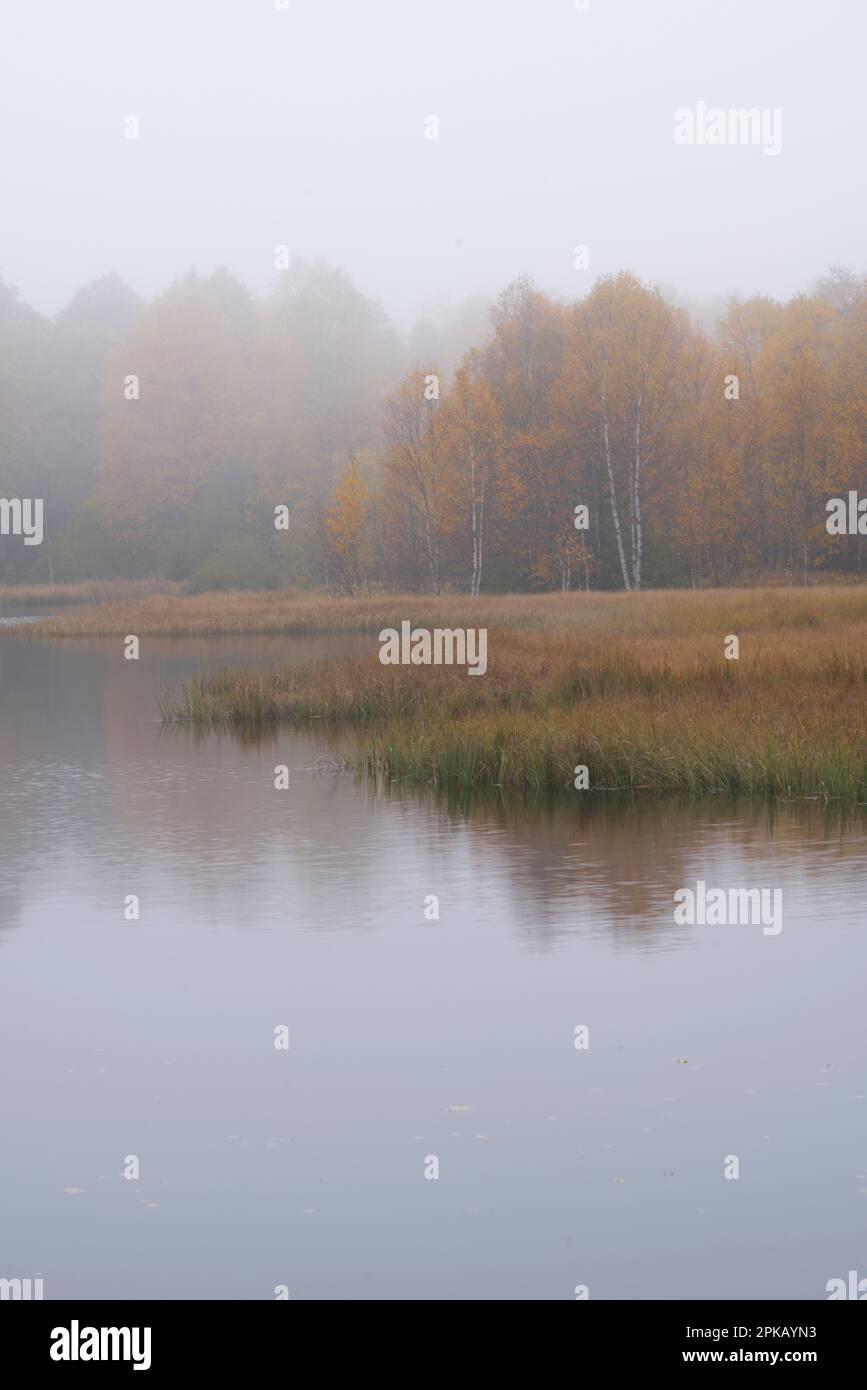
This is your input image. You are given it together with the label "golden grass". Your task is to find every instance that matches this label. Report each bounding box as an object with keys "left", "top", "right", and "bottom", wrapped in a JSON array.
[
  {"left": 18, "top": 582, "right": 867, "bottom": 638},
  {"left": 0, "top": 579, "right": 180, "bottom": 608},
  {"left": 157, "top": 603, "right": 867, "bottom": 802}
]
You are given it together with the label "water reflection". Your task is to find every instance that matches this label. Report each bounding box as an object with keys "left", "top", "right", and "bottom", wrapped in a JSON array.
[{"left": 0, "top": 632, "right": 865, "bottom": 1299}]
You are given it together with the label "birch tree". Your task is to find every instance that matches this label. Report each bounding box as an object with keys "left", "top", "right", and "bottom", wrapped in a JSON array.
[
  {"left": 382, "top": 367, "right": 446, "bottom": 593},
  {"left": 439, "top": 358, "right": 504, "bottom": 596},
  {"left": 574, "top": 274, "right": 684, "bottom": 590}
]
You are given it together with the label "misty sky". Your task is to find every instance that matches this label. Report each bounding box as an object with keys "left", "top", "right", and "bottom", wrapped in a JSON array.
[{"left": 1, "top": 0, "right": 863, "bottom": 325}]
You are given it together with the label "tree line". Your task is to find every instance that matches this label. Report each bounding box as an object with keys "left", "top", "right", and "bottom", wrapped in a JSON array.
[{"left": 1, "top": 260, "right": 864, "bottom": 591}]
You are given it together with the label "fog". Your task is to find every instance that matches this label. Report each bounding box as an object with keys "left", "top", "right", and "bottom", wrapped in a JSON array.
[
  {"left": 2, "top": 0, "right": 863, "bottom": 323},
  {"left": 4, "top": 0, "right": 867, "bottom": 1324}
]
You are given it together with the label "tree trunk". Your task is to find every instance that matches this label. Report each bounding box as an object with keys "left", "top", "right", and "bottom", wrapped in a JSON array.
[
  {"left": 632, "top": 389, "right": 643, "bottom": 589},
  {"left": 475, "top": 471, "right": 486, "bottom": 597},
  {"left": 601, "top": 383, "right": 631, "bottom": 590}
]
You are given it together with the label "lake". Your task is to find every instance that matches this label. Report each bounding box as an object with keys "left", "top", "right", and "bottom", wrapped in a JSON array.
[{"left": 1, "top": 628, "right": 865, "bottom": 1300}]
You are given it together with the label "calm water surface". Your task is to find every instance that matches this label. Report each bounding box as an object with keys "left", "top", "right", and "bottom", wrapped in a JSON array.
[{"left": 1, "top": 630, "right": 865, "bottom": 1299}]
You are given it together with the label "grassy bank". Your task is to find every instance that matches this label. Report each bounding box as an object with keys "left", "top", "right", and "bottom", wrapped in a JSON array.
[
  {"left": 17, "top": 582, "right": 867, "bottom": 638},
  {"left": 0, "top": 579, "right": 179, "bottom": 608},
  {"left": 157, "top": 602, "right": 867, "bottom": 801}
]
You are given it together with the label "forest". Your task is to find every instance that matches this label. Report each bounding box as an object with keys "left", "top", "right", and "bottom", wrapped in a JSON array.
[{"left": 1, "top": 260, "right": 865, "bottom": 593}]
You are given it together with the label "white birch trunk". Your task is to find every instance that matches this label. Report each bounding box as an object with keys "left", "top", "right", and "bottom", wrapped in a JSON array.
[{"left": 601, "top": 382, "right": 632, "bottom": 591}]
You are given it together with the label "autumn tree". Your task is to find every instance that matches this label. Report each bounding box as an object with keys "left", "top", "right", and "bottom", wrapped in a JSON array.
[
  {"left": 95, "top": 272, "right": 256, "bottom": 576},
  {"left": 760, "top": 296, "right": 836, "bottom": 582},
  {"left": 382, "top": 367, "right": 446, "bottom": 593},
  {"left": 438, "top": 355, "right": 506, "bottom": 596},
  {"left": 713, "top": 295, "right": 783, "bottom": 573},
  {"left": 666, "top": 328, "right": 751, "bottom": 586},
  {"left": 481, "top": 279, "right": 568, "bottom": 587},
  {"left": 821, "top": 276, "right": 867, "bottom": 572},
  {"left": 323, "top": 455, "right": 371, "bottom": 595},
  {"left": 571, "top": 273, "right": 685, "bottom": 591}
]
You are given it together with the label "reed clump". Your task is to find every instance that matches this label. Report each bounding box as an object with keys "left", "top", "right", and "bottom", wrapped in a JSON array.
[{"left": 158, "top": 614, "right": 867, "bottom": 801}]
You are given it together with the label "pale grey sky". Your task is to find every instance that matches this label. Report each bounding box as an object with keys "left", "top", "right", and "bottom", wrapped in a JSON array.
[{"left": 0, "top": 0, "right": 862, "bottom": 323}]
